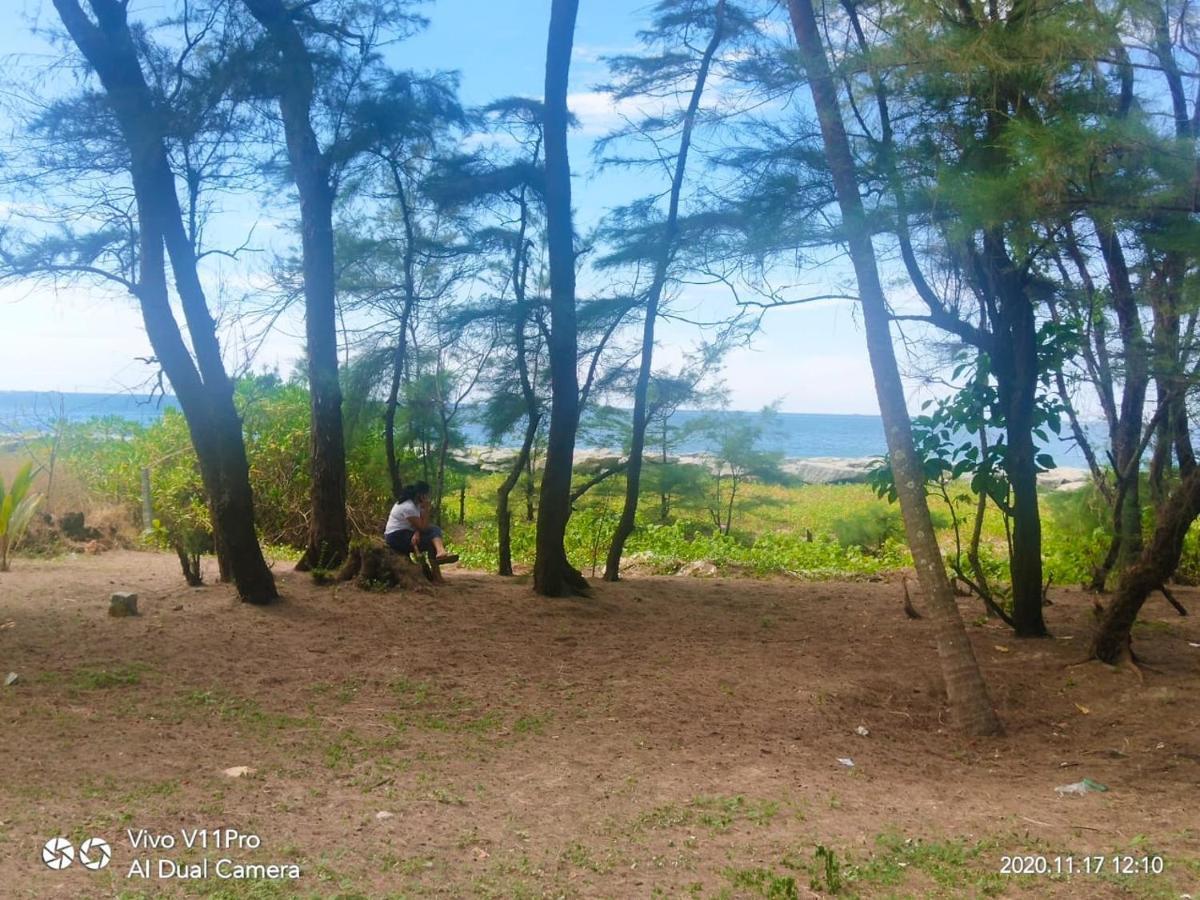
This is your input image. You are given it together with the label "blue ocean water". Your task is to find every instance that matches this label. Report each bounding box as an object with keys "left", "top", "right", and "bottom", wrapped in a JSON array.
[
  {"left": 0, "top": 390, "right": 1097, "bottom": 467},
  {"left": 0, "top": 391, "right": 179, "bottom": 433}
]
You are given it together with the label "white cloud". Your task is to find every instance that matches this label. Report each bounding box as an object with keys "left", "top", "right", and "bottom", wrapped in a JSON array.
[{"left": 567, "top": 90, "right": 660, "bottom": 137}]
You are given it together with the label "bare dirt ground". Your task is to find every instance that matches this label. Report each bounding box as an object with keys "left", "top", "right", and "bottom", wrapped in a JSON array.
[{"left": 0, "top": 550, "right": 1197, "bottom": 899}]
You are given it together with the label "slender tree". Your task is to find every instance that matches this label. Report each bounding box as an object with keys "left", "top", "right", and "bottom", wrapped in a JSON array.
[
  {"left": 350, "top": 73, "right": 466, "bottom": 500},
  {"left": 787, "top": 0, "right": 1000, "bottom": 734},
  {"left": 601, "top": 0, "right": 736, "bottom": 581},
  {"left": 533, "top": 0, "right": 589, "bottom": 596},
  {"left": 239, "top": 0, "right": 417, "bottom": 568},
  {"left": 424, "top": 99, "right": 551, "bottom": 575},
  {"left": 40, "top": 0, "right": 277, "bottom": 602}
]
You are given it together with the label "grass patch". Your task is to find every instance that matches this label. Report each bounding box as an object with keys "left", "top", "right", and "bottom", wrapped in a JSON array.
[
  {"left": 723, "top": 866, "right": 801, "bottom": 899},
  {"left": 634, "top": 795, "right": 782, "bottom": 834},
  {"left": 513, "top": 712, "right": 552, "bottom": 735},
  {"left": 181, "top": 687, "right": 307, "bottom": 731},
  {"left": 777, "top": 832, "right": 1012, "bottom": 896},
  {"left": 69, "top": 663, "right": 149, "bottom": 690}
]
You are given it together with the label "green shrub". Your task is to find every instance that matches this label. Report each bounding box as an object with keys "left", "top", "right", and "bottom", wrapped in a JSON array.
[
  {"left": 1042, "top": 481, "right": 1112, "bottom": 586},
  {"left": 0, "top": 461, "right": 43, "bottom": 571},
  {"left": 831, "top": 505, "right": 903, "bottom": 553}
]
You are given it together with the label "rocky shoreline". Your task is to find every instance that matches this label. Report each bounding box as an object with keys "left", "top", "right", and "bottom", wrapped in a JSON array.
[{"left": 451, "top": 445, "right": 1093, "bottom": 490}]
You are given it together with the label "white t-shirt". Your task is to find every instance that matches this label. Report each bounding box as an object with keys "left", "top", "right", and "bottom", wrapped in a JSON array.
[{"left": 385, "top": 499, "right": 421, "bottom": 535}]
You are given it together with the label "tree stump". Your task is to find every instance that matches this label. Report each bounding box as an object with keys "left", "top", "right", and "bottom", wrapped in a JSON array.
[
  {"left": 109, "top": 592, "right": 139, "bottom": 617},
  {"left": 336, "top": 541, "right": 435, "bottom": 593}
]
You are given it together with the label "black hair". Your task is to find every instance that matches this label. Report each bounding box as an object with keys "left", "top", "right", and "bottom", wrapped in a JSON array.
[{"left": 397, "top": 481, "right": 432, "bottom": 503}]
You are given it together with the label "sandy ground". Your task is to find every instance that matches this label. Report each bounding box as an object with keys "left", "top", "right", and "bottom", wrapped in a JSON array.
[{"left": 0, "top": 549, "right": 1197, "bottom": 898}]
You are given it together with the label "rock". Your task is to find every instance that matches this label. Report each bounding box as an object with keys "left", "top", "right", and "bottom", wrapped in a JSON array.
[
  {"left": 222, "top": 766, "right": 256, "bottom": 778},
  {"left": 375, "top": 811, "right": 394, "bottom": 821},
  {"left": 109, "top": 592, "right": 139, "bottom": 617},
  {"left": 836, "top": 757, "right": 855, "bottom": 767},
  {"left": 677, "top": 560, "right": 719, "bottom": 578},
  {"left": 855, "top": 725, "right": 869, "bottom": 737},
  {"left": 781, "top": 457, "right": 883, "bottom": 484},
  {"left": 1037, "top": 467, "right": 1091, "bottom": 492},
  {"left": 4, "top": 672, "right": 18, "bottom": 687}
]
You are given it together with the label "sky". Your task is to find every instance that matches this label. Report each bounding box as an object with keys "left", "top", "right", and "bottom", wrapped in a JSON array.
[{"left": 0, "top": 0, "right": 893, "bottom": 415}]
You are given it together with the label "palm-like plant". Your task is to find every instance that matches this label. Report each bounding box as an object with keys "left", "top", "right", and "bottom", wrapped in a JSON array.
[{"left": 0, "top": 462, "right": 42, "bottom": 571}]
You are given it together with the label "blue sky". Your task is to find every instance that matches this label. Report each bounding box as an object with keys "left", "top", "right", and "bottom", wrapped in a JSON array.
[{"left": 0, "top": 0, "right": 885, "bottom": 414}]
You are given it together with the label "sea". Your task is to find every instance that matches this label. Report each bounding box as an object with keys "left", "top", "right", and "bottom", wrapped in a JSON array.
[{"left": 0, "top": 390, "right": 1098, "bottom": 467}]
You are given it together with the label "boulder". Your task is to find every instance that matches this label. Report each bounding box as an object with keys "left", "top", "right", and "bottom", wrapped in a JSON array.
[
  {"left": 781, "top": 457, "right": 883, "bottom": 484},
  {"left": 1037, "top": 467, "right": 1092, "bottom": 492}
]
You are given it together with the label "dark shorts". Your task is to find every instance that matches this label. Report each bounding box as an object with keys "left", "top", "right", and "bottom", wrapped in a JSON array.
[{"left": 385, "top": 527, "right": 442, "bottom": 554}]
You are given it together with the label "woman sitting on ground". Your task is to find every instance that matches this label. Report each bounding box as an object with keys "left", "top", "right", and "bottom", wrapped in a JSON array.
[{"left": 384, "top": 481, "right": 458, "bottom": 565}]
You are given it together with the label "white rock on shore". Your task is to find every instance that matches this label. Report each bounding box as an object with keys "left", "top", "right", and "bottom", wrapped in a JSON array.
[
  {"left": 780, "top": 457, "right": 882, "bottom": 484},
  {"left": 1037, "top": 467, "right": 1092, "bottom": 492},
  {"left": 450, "top": 445, "right": 1095, "bottom": 491}
]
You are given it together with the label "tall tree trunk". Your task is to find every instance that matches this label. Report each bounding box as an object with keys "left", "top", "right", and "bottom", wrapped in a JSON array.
[
  {"left": 788, "top": 0, "right": 1000, "bottom": 734},
  {"left": 498, "top": 412, "right": 540, "bottom": 576},
  {"left": 1095, "top": 221, "right": 1150, "bottom": 573},
  {"left": 1092, "top": 465, "right": 1200, "bottom": 662},
  {"left": 384, "top": 337, "right": 407, "bottom": 502},
  {"left": 53, "top": 0, "right": 277, "bottom": 604},
  {"left": 604, "top": 0, "right": 727, "bottom": 581},
  {"left": 985, "top": 230, "right": 1047, "bottom": 637},
  {"left": 383, "top": 166, "right": 421, "bottom": 501},
  {"left": 533, "top": 0, "right": 588, "bottom": 597},
  {"left": 242, "top": 0, "right": 349, "bottom": 571},
  {"left": 498, "top": 197, "right": 540, "bottom": 577}
]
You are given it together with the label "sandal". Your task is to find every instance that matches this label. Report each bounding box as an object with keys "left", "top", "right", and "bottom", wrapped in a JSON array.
[{"left": 435, "top": 553, "right": 459, "bottom": 565}]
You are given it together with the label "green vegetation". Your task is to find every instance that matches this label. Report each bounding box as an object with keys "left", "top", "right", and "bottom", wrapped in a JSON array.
[
  {"left": 69, "top": 663, "right": 148, "bottom": 691},
  {"left": 34, "top": 376, "right": 1180, "bottom": 595},
  {"left": 0, "top": 460, "right": 42, "bottom": 571}
]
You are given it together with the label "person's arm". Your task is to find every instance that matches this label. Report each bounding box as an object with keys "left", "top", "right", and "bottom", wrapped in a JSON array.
[{"left": 405, "top": 500, "right": 431, "bottom": 532}]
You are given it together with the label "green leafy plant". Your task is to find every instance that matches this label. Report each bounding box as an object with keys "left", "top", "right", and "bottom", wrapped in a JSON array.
[
  {"left": 812, "top": 844, "right": 842, "bottom": 894},
  {"left": 0, "top": 461, "right": 43, "bottom": 571},
  {"left": 831, "top": 505, "right": 903, "bottom": 553}
]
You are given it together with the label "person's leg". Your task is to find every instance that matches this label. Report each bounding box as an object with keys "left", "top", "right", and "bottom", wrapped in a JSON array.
[
  {"left": 384, "top": 530, "right": 409, "bottom": 553},
  {"left": 417, "top": 527, "right": 456, "bottom": 563}
]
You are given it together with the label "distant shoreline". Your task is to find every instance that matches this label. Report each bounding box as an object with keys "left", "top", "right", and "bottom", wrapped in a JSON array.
[{"left": 0, "top": 389, "right": 1104, "bottom": 469}]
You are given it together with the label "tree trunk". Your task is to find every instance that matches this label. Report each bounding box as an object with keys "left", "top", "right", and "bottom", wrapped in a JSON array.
[
  {"left": 533, "top": 0, "right": 588, "bottom": 597},
  {"left": 53, "top": 0, "right": 277, "bottom": 604},
  {"left": 788, "top": 0, "right": 1000, "bottom": 734},
  {"left": 986, "top": 230, "right": 1047, "bottom": 637},
  {"left": 524, "top": 451, "right": 537, "bottom": 522},
  {"left": 1092, "top": 466, "right": 1200, "bottom": 662},
  {"left": 242, "top": 0, "right": 349, "bottom": 571},
  {"left": 498, "top": 412, "right": 540, "bottom": 576},
  {"left": 1095, "top": 221, "right": 1149, "bottom": 572},
  {"left": 384, "top": 167, "right": 420, "bottom": 502},
  {"left": 384, "top": 329, "right": 409, "bottom": 502},
  {"left": 604, "top": 0, "right": 727, "bottom": 582},
  {"left": 434, "top": 424, "right": 450, "bottom": 526}
]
